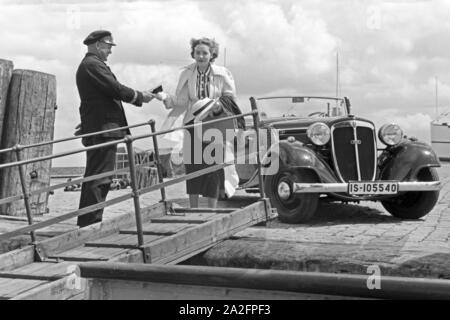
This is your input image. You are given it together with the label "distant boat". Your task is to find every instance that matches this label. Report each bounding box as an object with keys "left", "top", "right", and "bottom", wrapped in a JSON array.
[{"left": 431, "top": 109, "right": 450, "bottom": 161}]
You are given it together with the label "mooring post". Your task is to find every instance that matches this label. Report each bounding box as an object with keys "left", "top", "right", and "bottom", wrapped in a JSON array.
[
  {"left": 124, "top": 136, "right": 144, "bottom": 247},
  {"left": 0, "top": 59, "right": 13, "bottom": 147},
  {"left": 149, "top": 120, "right": 166, "bottom": 204},
  {"left": 13, "top": 145, "right": 36, "bottom": 243},
  {"left": 0, "top": 69, "right": 56, "bottom": 216},
  {"left": 249, "top": 97, "right": 269, "bottom": 222}
]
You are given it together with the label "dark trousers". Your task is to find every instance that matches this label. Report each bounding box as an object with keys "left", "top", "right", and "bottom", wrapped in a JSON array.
[{"left": 77, "top": 137, "right": 117, "bottom": 228}]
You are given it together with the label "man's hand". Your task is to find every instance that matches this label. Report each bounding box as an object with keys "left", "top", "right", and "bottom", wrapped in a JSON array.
[
  {"left": 142, "top": 90, "right": 155, "bottom": 103},
  {"left": 74, "top": 123, "right": 82, "bottom": 136}
]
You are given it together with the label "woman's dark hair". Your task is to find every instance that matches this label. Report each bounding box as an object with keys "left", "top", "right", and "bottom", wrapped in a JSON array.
[{"left": 190, "top": 37, "right": 219, "bottom": 63}]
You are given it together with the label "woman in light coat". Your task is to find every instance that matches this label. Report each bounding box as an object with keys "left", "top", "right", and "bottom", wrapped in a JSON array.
[{"left": 155, "top": 37, "right": 238, "bottom": 208}]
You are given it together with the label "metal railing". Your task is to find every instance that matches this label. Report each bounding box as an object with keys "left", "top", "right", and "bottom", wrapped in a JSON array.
[{"left": 0, "top": 99, "right": 267, "bottom": 256}]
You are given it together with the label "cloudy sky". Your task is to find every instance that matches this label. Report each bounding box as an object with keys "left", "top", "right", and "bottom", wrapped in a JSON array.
[{"left": 0, "top": 0, "right": 448, "bottom": 166}]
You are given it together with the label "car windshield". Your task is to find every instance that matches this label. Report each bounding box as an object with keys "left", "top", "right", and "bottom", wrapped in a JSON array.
[{"left": 256, "top": 96, "right": 348, "bottom": 119}]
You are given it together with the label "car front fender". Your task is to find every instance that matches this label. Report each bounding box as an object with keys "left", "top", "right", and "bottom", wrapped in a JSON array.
[
  {"left": 267, "top": 140, "right": 339, "bottom": 183},
  {"left": 379, "top": 139, "right": 441, "bottom": 181}
]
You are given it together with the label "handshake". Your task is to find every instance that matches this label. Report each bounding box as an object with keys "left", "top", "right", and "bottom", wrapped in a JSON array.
[{"left": 142, "top": 85, "right": 166, "bottom": 103}]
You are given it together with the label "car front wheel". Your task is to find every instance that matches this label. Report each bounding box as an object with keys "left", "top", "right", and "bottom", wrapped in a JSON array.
[
  {"left": 381, "top": 168, "right": 440, "bottom": 219},
  {"left": 264, "top": 169, "right": 319, "bottom": 224}
]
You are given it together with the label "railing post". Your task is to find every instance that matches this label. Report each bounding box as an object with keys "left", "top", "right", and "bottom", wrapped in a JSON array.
[
  {"left": 249, "top": 97, "right": 269, "bottom": 222},
  {"left": 13, "top": 145, "right": 36, "bottom": 243},
  {"left": 124, "top": 136, "right": 144, "bottom": 247},
  {"left": 249, "top": 98, "right": 266, "bottom": 199},
  {"left": 149, "top": 120, "right": 166, "bottom": 203}
]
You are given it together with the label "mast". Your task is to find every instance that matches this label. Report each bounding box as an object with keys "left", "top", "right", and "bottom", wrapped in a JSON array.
[
  {"left": 336, "top": 50, "right": 339, "bottom": 97},
  {"left": 335, "top": 50, "right": 340, "bottom": 110},
  {"left": 224, "top": 47, "right": 227, "bottom": 68},
  {"left": 435, "top": 76, "right": 439, "bottom": 117}
]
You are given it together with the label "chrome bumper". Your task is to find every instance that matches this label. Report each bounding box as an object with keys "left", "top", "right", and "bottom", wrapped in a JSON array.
[{"left": 293, "top": 181, "right": 441, "bottom": 193}]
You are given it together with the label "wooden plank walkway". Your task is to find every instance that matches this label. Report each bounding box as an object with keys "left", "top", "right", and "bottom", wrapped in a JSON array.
[{"left": 0, "top": 200, "right": 273, "bottom": 300}]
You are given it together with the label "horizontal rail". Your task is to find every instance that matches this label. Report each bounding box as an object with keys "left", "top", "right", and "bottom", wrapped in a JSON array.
[
  {"left": 0, "top": 120, "right": 154, "bottom": 155},
  {"left": 138, "top": 148, "right": 257, "bottom": 196},
  {"left": 79, "top": 262, "right": 450, "bottom": 300},
  {"left": 131, "top": 111, "right": 256, "bottom": 142},
  {"left": 0, "top": 112, "right": 255, "bottom": 170},
  {"left": 0, "top": 111, "right": 260, "bottom": 243},
  {"left": 0, "top": 150, "right": 257, "bottom": 241},
  {"left": 257, "top": 96, "right": 345, "bottom": 101},
  {"left": 0, "top": 139, "right": 125, "bottom": 170},
  {"left": 139, "top": 163, "right": 229, "bottom": 196},
  {"left": 0, "top": 193, "right": 133, "bottom": 242},
  {"left": 0, "top": 161, "right": 155, "bottom": 206}
]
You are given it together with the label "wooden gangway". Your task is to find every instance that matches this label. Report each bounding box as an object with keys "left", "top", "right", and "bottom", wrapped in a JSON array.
[
  {"left": 0, "top": 200, "right": 272, "bottom": 300},
  {"left": 0, "top": 102, "right": 275, "bottom": 300}
]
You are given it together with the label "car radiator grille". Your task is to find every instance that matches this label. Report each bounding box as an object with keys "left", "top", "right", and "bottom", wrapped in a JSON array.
[{"left": 331, "top": 121, "right": 376, "bottom": 182}]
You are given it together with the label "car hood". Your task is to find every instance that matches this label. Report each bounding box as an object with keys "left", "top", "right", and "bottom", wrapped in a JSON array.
[{"left": 259, "top": 116, "right": 375, "bottom": 129}]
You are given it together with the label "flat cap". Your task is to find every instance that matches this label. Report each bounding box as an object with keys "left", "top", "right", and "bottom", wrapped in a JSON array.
[{"left": 83, "top": 30, "right": 116, "bottom": 46}]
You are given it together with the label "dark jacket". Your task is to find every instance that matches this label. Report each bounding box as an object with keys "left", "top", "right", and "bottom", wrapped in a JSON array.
[
  {"left": 218, "top": 95, "right": 245, "bottom": 130},
  {"left": 76, "top": 53, "right": 143, "bottom": 138}
]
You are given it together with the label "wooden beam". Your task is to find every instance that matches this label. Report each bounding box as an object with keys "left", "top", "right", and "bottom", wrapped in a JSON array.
[
  {"left": 172, "top": 208, "right": 237, "bottom": 213},
  {"left": 0, "top": 272, "right": 61, "bottom": 281},
  {"left": 119, "top": 230, "right": 177, "bottom": 236},
  {"left": 0, "top": 246, "right": 35, "bottom": 272},
  {"left": 49, "top": 246, "right": 127, "bottom": 262},
  {"left": 108, "top": 249, "right": 144, "bottom": 264},
  {"left": 0, "top": 279, "right": 48, "bottom": 299},
  {"left": 119, "top": 222, "right": 193, "bottom": 236},
  {"left": 35, "top": 202, "right": 166, "bottom": 258},
  {"left": 9, "top": 261, "right": 76, "bottom": 278},
  {"left": 149, "top": 218, "right": 207, "bottom": 224},
  {"left": 86, "top": 278, "right": 349, "bottom": 300},
  {"left": 84, "top": 234, "right": 162, "bottom": 249},
  {"left": 142, "top": 201, "right": 268, "bottom": 264},
  {"left": 10, "top": 276, "right": 87, "bottom": 300}
]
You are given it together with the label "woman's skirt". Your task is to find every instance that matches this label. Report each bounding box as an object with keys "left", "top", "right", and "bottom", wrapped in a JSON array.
[{"left": 184, "top": 127, "right": 224, "bottom": 198}]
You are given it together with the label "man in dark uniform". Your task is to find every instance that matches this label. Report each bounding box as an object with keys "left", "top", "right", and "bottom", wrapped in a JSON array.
[{"left": 76, "top": 30, "right": 154, "bottom": 227}]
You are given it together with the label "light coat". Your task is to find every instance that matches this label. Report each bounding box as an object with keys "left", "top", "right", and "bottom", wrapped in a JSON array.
[
  {"left": 160, "top": 62, "right": 236, "bottom": 131},
  {"left": 160, "top": 62, "right": 239, "bottom": 197}
]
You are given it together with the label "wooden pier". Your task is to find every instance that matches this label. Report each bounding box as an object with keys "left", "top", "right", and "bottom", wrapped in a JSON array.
[{"left": 0, "top": 200, "right": 273, "bottom": 300}]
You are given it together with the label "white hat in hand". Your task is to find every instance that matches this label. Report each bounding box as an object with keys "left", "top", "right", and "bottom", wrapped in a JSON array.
[{"left": 184, "top": 98, "right": 218, "bottom": 125}]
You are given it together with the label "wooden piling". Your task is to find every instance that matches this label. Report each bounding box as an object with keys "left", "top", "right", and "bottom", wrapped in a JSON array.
[
  {"left": 0, "top": 69, "right": 57, "bottom": 216},
  {"left": 0, "top": 59, "right": 14, "bottom": 146},
  {"left": 0, "top": 59, "right": 14, "bottom": 197}
]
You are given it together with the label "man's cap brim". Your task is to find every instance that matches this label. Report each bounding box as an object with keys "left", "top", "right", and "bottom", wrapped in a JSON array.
[{"left": 83, "top": 30, "right": 116, "bottom": 46}]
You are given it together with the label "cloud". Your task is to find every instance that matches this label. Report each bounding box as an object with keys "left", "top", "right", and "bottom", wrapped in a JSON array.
[{"left": 1, "top": 0, "right": 449, "bottom": 166}]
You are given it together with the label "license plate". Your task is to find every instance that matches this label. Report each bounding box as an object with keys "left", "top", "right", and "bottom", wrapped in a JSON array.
[{"left": 348, "top": 181, "right": 399, "bottom": 195}]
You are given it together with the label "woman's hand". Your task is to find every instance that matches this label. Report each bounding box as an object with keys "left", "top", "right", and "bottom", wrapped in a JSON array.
[
  {"left": 212, "top": 102, "right": 223, "bottom": 116},
  {"left": 154, "top": 92, "right": 168, "bottom": 101}
]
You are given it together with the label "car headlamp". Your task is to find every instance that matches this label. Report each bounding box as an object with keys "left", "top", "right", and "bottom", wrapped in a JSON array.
[
  {"left": 307, "top": 122, "right": 330, "bottom": 146},
  {"left": 378, "top": 123, "right": 403, "bottom": 146}
]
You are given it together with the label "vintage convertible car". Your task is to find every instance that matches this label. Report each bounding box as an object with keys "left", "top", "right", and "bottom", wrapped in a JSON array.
[{"left": 235, "top": 96, "right": 441, "bottom": 224}]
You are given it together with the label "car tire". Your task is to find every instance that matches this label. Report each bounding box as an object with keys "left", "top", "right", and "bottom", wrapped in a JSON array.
[
  {"left": 264, "top": 169, "right": 319, "bottom": 224},
  {"left": 381, "top": 168, "right": 440, "bottom": 219}
]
